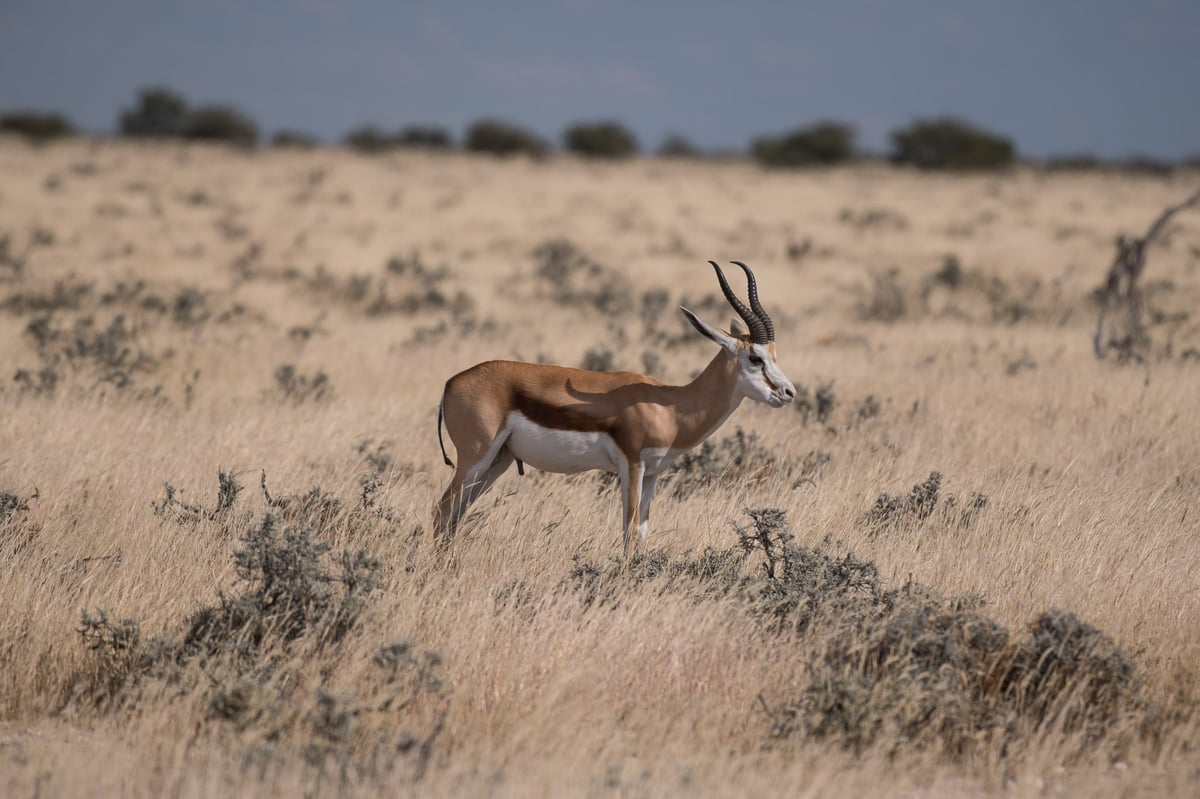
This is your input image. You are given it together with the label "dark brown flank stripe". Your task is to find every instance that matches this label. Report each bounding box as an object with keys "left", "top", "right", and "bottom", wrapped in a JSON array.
[{"left": 511, "top": 389, "right": 615, "bottom": 435}]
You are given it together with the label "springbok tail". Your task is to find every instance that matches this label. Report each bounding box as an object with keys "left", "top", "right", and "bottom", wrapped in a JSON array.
[{"left": 437, "top": 401, "right": 454, "bottom": 467}]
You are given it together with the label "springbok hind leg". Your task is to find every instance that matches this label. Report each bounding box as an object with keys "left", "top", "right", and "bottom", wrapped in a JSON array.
[{"left": 433, "top": 435, "right": 513, "bottom": 547}]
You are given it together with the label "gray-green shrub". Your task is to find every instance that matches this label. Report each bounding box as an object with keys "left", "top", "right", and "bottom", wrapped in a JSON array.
[
  {"left": 118, "top": 87, "right": 188, "bottom": 137},
  {"left": 563, "top": 121, "right": 638, "bottom": 159},
  {"left": 752, "top": 122, "right": 855, "bottom": 167},
  {"left": 890, "top": 117, "right": 1015, "bottom": 170},
  {"left": 1, "top": 111, "right": 74, "bottom": 142},
  {"left": 465, "top": 118, "right": 547, "bottom": 157}
]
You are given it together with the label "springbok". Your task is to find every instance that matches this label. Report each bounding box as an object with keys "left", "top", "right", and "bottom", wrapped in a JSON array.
[{"left": 434, "top": 261, "right": 796, "bottom": 557}]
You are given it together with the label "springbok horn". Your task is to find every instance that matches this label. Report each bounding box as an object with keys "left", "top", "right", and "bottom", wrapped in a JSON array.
[
  {"left": 708, "top": 260, "right": 768, "bottom": 344},
  {"left": 731, "top": 260, "right": 774, "bottom": 342}
]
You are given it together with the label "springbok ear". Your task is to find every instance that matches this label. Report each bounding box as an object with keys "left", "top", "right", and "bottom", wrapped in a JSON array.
[
  {"left": 680, "top": 307, "right": 738, "bottom": 353},
  {"left": 729, "top": 318, "right": 748, "bottom": 338}
]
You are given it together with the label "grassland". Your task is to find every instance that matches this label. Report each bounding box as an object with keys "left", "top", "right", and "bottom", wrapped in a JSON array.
[{"left": 1, "top": 136, "right": 1199, "bottom": 797}]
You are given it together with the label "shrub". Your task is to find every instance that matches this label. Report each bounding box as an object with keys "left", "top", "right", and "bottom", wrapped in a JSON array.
[
  {"left": 1115, "top": 155, "right": 1175, "bottom": 176},
  {"left": 118, "top": 87, "right": 188, "bottom": 137},
  {"left": 560, "top": 508, "right": 1146, "bottom": 760},
  {"left": 531, "top": 237, "right": 632, "bottom": 315},
  {"left": 1042, "top": 153, "right": 1103, "bottom": 171},
  {"left": 752, "top": 122, "right": 855, "bottom": 168},
  {"left": 344, "top": 125, "right": 394, "bottom": 153},
  {"left": 152, "top": 469, "right": 244, "bottom": 526},
  {"left": 563, "top": 120, "right": 638, "bottom": 159},
  {"left": 863, "top": 471, "right": 987, "bottom": 535},
  {"left": 275, "top": 363, "right": 333, "bottom": 403},
  {"left": 855, "top": 268, "right": 907, "bottom": 322},
  {"left": 182, "top": 105, "right": 259, "bottom": 146},
  {"left": 0, "top": 488, "right": 35, "bottom": 530},
  {"left": 270, "top": 129, "right": 319, "bottom": 148},
  {"left": 344, "top": 125, "right": 454, "bottom": 153},
  {"left": 180, "top": 514, "right": 382, "bottom": 656},
  {"left": 465, "top": 118, "right": 547, "bottom": 157},
  {"left": 22, "top": 312, "right": 161, "bottom": 391},
  {"left": 399, "top": 125, "right": 453, "bottom": 149},
  {"left": 890, "top": 117, "right": 1015, "bottom": 170},
  {"left": 658, "top": 134, "right": 700, "bottom": 158},
  {"left": 579, "top": 347, "right": 616, "bottom": 372},
  {"left": 666, "top": 428, "right": 779, "bottom": 498},
  {"left": 0, "top": 111, "right": 74, "bottom": 142},
  {"left": 76, "top": 473, "right": 445, "bottom": 778},
  {"left": 793, "top": 381, "right": 836, "bottom": 426}
]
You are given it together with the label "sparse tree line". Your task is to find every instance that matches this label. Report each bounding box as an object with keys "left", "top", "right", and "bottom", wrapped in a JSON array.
[{"left": 1, "top": 86, "right": 1196, "bottom": 172}]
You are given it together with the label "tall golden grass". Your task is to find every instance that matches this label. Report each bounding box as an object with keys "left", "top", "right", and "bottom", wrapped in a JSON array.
[{"left": 1, "top": 137, "right": 1199, "bottom": 796}]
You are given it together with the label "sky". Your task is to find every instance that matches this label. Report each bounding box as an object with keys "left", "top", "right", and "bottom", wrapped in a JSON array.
[{"left": 1, "top": 0, "right": 1197, "bottom": 159}]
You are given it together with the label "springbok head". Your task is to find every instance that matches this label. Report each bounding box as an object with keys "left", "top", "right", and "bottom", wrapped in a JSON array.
[{"left": 680, "top": 261, "right": 796, "bottom": 407}]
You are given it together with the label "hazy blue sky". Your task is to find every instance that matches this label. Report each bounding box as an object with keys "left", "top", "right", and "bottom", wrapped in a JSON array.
[{"left": 1, "top": 0, "right": 1196, "bottom": 158}]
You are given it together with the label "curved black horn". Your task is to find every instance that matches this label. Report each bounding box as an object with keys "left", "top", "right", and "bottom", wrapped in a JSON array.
[
  {"left": 731, "top": 260, "right": 774, "bottom": 341},
  {"left": 708, "top": 260, "right": 768, "bottom": 343}
]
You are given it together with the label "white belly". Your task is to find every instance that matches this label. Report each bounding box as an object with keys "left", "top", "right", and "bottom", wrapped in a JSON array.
[{"left": 505, "top": 412, "right": 620, "bottom": 474}]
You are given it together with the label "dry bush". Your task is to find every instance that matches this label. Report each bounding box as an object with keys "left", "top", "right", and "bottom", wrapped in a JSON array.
[
  {"left": 666, "top": 428, "right": 780, "bottom": 498},
  {"left": 74, "top": 477, "right": 445, "bottom": 784},
  {"left": 839, "top": 206, "right": 909, "bottom": 232},
  {"left": 275, "top": 363, "right": 334, "bottom": 403},
  {"left": 21, "top": 313, "right": 161, "bottom": 391},
  {"left": 569, "top": 509, "right": 1147, "bottom": 762},
  {"left": 863, "top": 471, "right": 988, "bottom": 535},
  {"left": 532, "top": 237, "right": 634, "bottom": 316},
  {"left": 288, "top": 252, "right": 473, "bottom": 320},
  {"left": 856, "top": 255, "right": 1085, "bottom": 327}
]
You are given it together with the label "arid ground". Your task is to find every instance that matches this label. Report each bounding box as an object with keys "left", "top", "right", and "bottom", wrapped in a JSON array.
[{"left": 2, "top": 137, "right": 1199, "bottom": 797}]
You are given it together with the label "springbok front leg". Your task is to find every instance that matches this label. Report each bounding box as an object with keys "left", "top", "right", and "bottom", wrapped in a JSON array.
[
  {"left": 637, "top": 473, "right": 659, "bottom": 549},
  {"left": 620, "top": 458, "right": 645, "bottom": 559}
]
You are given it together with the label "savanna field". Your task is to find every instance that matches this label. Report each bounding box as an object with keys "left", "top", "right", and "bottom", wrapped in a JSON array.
[{"left": 1, "top": 137, "right": 1199, "bottom": 797}]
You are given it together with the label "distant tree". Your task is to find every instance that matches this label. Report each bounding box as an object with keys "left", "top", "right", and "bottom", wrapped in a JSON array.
[
  {"left": 751, "top": 122, "right": 855, "bottom": 168},
  {"left": 465, "top": 119, "right": 547, "bottom": 157},
  {"left": 398, "top": 125, "right": 453, "bottom": 149},
  {"left": 1115, "top": 155, "right": 1175, "bottom": 176},
  {"left": 563, "top": 121, "right": 638, "bottom": 159},
  {"left": 0, "top": 111, "right": 74, "bottom": 142},
  {"left": 182, "top": 105, "right": 259, "bottom": 146},
  {"left": 890, "top": 118, "right": 1014, "bottom": 170},
  {"left": 658, "top": 134, "right": 700, "bottom": 158},
  {"left": 118, "top": 87, "right": 189, "bottom": 137},
  {"left": 1042, "top": 153, "right": 1103, "bottom": 171},
  {"left": 344, "top": 125, "right": 393, "bottom": 153},
  {"left": 271, "top": 130, "right": 319, "bottom": 148}
]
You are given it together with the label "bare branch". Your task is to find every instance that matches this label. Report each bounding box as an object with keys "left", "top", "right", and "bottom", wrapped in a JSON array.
[
  {"left": 1141, "top": 188, "right": 1200, "bottom": 250},
  {"left": 1094, "top": 188, "right": 1200, "bottom": 360}
]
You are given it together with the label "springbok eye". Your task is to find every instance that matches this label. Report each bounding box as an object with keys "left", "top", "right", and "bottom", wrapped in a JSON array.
[{"left": 748, "top": 354, "right": 764, "bottom": 367}]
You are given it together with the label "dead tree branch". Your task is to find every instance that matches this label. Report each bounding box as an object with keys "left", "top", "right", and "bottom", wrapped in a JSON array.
[{"left": 1093, "top": 188, "right": 1200, "bottom": 360}]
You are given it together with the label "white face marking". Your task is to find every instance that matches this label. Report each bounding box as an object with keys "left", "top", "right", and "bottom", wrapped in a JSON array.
[
  {"left": 505, "top": 412, "right": 620, "bottom": 474},
  {"left": 739, "top": 343, "right": 796, "bottom": 407}
]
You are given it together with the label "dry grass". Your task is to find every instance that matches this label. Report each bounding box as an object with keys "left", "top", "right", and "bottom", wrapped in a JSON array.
[{"left": 2, "top": 136, "right": 1200, "bottom": 796}]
